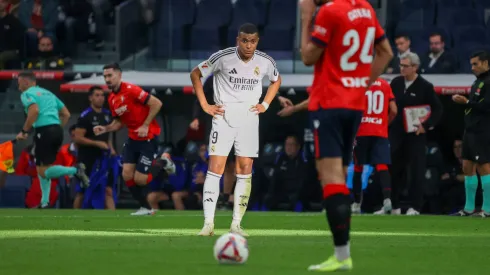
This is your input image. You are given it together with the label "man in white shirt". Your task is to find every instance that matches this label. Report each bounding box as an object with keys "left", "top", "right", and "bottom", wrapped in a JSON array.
[{"left": 190, "top": 23, "right": 282, "bottom": 236}]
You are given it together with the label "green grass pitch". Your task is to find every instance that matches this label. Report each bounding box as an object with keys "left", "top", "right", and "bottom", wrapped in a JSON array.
[{"left": 0, "top": 210, "right": 488, "bottom": 275}]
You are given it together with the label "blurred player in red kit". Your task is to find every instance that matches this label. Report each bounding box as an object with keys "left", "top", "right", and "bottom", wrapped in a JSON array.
[
  {"left": 94, "top": 63, "right": 163, "bottom": 216},
  {"left": 294, "top": 0, "right": 393, "bottom": 271},
  {"left": 351, "top": 78, "right": 397, "bottom": 215}
]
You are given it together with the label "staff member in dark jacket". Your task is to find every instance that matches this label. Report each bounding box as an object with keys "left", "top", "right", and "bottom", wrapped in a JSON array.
[
  {"left": 452, "top": 51, "right": 490, "bottom": 217},
  {"left": 389, "top": 52, "right": 443, "bottom": 215}
]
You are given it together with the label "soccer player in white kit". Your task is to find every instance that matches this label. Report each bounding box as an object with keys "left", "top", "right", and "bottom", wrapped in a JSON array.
[{"left": 190, "top": 23, "right": 282, "bottom": 236}]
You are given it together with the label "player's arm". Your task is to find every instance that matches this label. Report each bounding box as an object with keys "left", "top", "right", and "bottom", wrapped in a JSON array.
[
  {"left": 105, "top": 118, "right": 123, "bottom": 132},
  {"left": 388, "top": 101, "right": 397, "bottom": 124},
  {"left": 262, "top": 75, "right": 282, "bottom": 107},
  {"left": 369, "top": 18, "right": 394, "bottom": 86},
  {"left": 22, "top": 104, "right": 39, "bottom": 133},
  {"left": 300, "top": 6, "right": 327, "bottom": 66},
  {"left": 465, "top": 82, "right": 490, "bottom": 112},
  {"left": 56, "top": 97, "right": 70, "bottom": 127},
  {"left": 293, "top": 99, "right": 309, "bottom": 113},
  {"left": 191, "top": 54, "right": 224, "bottom": 116},
  {"left": 142, "top": 95, "right": 162, "bottom": 126}
]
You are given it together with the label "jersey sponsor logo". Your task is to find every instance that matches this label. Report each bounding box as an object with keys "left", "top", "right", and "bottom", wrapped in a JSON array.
[
  {"left": 361, "top": 117, "right": 382, "bottom": 124},
  {"left": 115, "top": 105, "right": 128, "bottom": 116},
  {"left": 341, "top": 77, "right": 370, "bottom": 88},
  {"left": 229, "top": 76, "right": 260, "bottom": 91},
  {"left": 254, "top": 66, "right": 260, "bottom": 76},
  {"left": 229, "top": 68, "right": 238, "bottom": 74}
]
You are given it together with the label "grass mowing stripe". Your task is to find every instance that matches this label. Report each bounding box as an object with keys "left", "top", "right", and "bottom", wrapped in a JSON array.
[{"left": 0, "top": 229, "right": 487, "bottom": 238}]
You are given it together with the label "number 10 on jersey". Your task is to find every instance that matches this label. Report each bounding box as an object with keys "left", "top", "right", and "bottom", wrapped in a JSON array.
[{"left": 365, "top": 90, "right": 384, "bottom": 115}]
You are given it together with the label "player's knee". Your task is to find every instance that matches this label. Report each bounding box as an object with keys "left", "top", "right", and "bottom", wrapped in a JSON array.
[
  {"left": 236, "top": 158, "right": 253, "bottom": 174},
  {"left": 208, "top": 158, "right": 227, "bottom": 174},
  {"left": 122, "top": 170, "right": 133, "bottom": 182},
  {"left": 462, "top": 161, "right": 476, "bottom": 175},
  {"left": 171, "top": 192, "right": 183, "bottom": 202},
  {"left": 133, "top": 175, "right": 147, "bottom": 186}
]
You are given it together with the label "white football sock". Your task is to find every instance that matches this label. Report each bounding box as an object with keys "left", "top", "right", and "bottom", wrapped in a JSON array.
[
  {"left": 203, "top": 171, "right": 221, "bottom": 224},
  {"left": 334, "top": 243, "right": 350, "bottom": 261},
  {"left": 232, "top": 174, "right": 252, "bottom": 224}
]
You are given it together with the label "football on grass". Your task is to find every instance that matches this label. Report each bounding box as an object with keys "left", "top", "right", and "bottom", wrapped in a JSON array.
[{"left": 213, "top": 233, "right": 249, "bottom": 264}]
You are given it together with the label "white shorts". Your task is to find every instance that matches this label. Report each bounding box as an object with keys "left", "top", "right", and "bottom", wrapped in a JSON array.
[{"left": 208, "top": 102, "right": 259, "bottom": 158}]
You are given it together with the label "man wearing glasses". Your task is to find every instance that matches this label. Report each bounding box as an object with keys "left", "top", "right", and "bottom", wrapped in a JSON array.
[{"left": 388, "top": 52, "right": 443, "bottom": 215}]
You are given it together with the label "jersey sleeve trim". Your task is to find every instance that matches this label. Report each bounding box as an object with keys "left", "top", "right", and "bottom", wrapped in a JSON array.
[
  {"left": 208, "top": 48, "right": 235, "bottom": 64},
  {"left": 142, "top": 93, "right": 150, "bottom": 105},
  {"left": 255, "top": 51, "right": 277, "bottom": 68},
  {"left": 311, "top": 36, "right": 327, "bottom": 48},
  {"left": 374, "top": 34, "right": 387, "bottom": 45}
]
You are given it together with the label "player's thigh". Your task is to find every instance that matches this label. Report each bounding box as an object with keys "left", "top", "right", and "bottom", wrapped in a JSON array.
[
  {"left": 235, "top": 116, "right": 259, "bottom": 159},
  {"left": 341, "top": 110, "right": 363, "bottom": 166},
  {"left": 353, "top": 136, "right": 370, "bottom": 165},
  {"left": 122, "top": 139, "right": 139, "bottom": 165},
  {"left": 208, "top": 117, "right": 235, "bottom": 157},
  {"left": 310, "top": 109, "right": 343, "bottom": 159},
  {"left": 461, "top": 133, "right": 475, "bottom": 162},
  {"left": 135, "top": 138, "right": 159, "bottom": 175},
  {"left": 370, "top": 137, "right": 391, "bottom": 165},
  {"left": 34, "top": 125, "right": 63, "bottom": 167}
]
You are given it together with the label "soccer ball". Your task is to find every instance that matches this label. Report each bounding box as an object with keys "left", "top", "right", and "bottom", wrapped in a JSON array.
[{"left": 213, "top": 233, "right": 249, "bottom": 265}]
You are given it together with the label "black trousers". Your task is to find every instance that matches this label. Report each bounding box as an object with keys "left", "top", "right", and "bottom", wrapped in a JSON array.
[{"left": 390, "top": 134, "right": 427, "bottom": 212}]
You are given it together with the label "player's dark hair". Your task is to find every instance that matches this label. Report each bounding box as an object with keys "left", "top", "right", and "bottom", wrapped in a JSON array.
[
  {"left": 286, "top": 134, "right": 303, "bottom": 146},
  {"left": 429, "top": 32, "right": 444, "bottom": 43},
  {"left": 18, "top": 71, "right": 36, "bottom": 82},
  {"left": 103, "top": 63, "right": 122, "bottom": 72},
  {"left": 238, "top": 23, "right": 259, "bottom": 36},
  {"left": 88, "top": 85, "right": 104, "bottom": 96},
  {"left": 394, "top": 34, "right": 410, "bottom": 41},
  {"left": 470, "top": 51, "right": 490, "bottom": 63}
]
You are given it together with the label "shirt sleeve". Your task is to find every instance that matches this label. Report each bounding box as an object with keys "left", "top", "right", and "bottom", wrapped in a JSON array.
[
  {"left": 310, "top": 6, "right": 333, "bottom": 48},
  {"left": 128, "top": 85, "right": 151, "bottom": 105},
  {"left": 76, "top": 114, "right": 91, "bottom": 130},
  {"left": 55, "top": 96, "right": 65, "bottom": 111},
  {"left": 197, "top": 51, "right": 223, "bottom": 79},
  {"left": 20, "top": 92, "right": 36, "bottom": 109},
  {"left": 266, "top": 58, "right": 280, "bottom": 83}
]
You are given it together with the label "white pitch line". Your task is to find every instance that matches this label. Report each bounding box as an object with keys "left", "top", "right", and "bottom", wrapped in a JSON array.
[{"left": 0, "top": 229, "right": 486, "bottom": 239}]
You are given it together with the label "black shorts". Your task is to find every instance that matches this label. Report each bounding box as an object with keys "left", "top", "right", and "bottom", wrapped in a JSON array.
[
  {"left": 462, "top": 132, "right": 490, "bottom": 164},
  {"left": 34, "top": 124, "right": 64, "bottom": 166},
  {"left": 122, "top": 138, "right": 159, "bottom": 174},
  {"left": 353, "top": 136, "right": 391, "bottom": 165},
  {"left": 310, "top": 108, "right": 363, "bottom": 166}
]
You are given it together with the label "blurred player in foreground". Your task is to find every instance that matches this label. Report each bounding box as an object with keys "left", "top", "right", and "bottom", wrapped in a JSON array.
[
  {"left": 190, "top": 23, "right": 281, "bottom": 236},
  {"left": 298, "top": 0, "right": 393, "bottom": 271},
  {"left": 352, "top": 78, "right": 397, "bottom": 215},
  {"left": 94, "top": 63, "right": 163, "bottom": 215},
  {"left": 17, "top": 71, "right": 90, "bottom": 208}
]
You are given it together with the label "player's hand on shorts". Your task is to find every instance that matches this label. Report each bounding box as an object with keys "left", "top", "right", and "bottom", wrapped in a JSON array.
[
  {"left": 15, "top": 131, "right": 28, "bottom": 141},
  {"left": 277, "top": 106, "right": 295, "bottom": 117},
  {"left": 93, "top": 125, "right": 107, "bottom": 136},
  {"left": 277, "top": 96, "right": 293, "bottom": 108},
  {"left": 250, "top": 104, "right": 266, "bottom": 115},
  {"left": 204, "top": 104, "right": 225, "bottom": 117},
  {"left": 189, "top": 118, "right": 200, "bottom": 130},
  {"left": 452, "top": 94, "right": 468, "bottom": 104},
  {"left": 135, "top": 124, "right": 149, "bottom": 137},
  {"left": 110, "top": 146, "right": 117, "bottom": 156}
]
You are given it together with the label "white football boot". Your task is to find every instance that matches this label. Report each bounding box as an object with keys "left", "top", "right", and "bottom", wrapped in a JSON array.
[
  {"left": 130, "top": 207, "right": 155, "bottom": 216},
  {"left": 198, "top": 223, "right": 215, "bottom": 236}
]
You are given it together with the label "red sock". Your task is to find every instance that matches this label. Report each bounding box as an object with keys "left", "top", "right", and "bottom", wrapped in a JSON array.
[
  {"left": 376, "top": 164, "right": 388, "bottom": 172},
  {"left": 125, "top": 179, "right": 136, "bottom": 187},
  {"left": 354, "top": 165, "right": 363, "bottom": 173},
  {"left": 146, "top": 174, "right": 153, "bottom": 184},
  {"left": 323, "top": 184, "right": 350, "bottom": 199}
]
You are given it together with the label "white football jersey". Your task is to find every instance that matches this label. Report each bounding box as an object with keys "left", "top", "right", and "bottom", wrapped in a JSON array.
[{"left": 197, "top": 47, "right": 280, "bottom": 105}]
